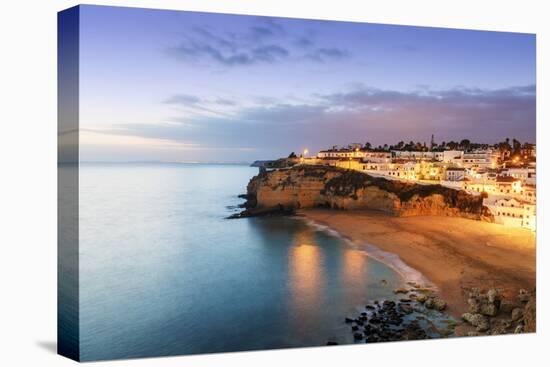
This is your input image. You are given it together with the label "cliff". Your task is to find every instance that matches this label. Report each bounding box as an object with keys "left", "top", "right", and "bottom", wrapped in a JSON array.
[{"left": 236, "top": 165, "right": 493, "bottom": 220}]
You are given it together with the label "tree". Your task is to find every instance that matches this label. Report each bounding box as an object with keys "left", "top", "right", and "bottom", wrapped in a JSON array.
[
  {"left": 288, "top": 152, "right": 297, "bottom": 158},
  {"left": 460, "top": 139, "right": 471, "bottom": 150},
  {"left": 447, "top": 141, "right": 458, "bottom": 150},
  {"left": 364, "top": 142, "right": 372, "bottom": 150},
  {"left": 512, "top": 139, "right": 522, "bottom": 155}
]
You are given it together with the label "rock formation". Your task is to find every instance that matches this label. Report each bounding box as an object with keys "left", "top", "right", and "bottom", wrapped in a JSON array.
[
  {"left": 235, "top": 165, "right": 493, "bottom": 220},
  {"left": 460, "top": 288, "right": 536, "bottom": 335}
]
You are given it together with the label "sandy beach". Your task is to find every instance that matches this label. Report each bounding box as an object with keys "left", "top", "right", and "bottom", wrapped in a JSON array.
[{"left": 300, "top": 209, "right": 536, "bottom": 318}]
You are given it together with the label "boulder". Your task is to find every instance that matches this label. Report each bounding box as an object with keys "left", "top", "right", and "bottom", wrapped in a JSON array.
[
  {"left": 393, "top": 288, "right": 409, "bottom": 294},
  {"left": 487, "top": 288, "right": 500, "bottom": 304},
  {"left": 499, "top": 299, "right": 516, "bottom": 314},
  {"left": 511, "top": 308, "right": 524, "bottom": 322},
  {"left": 468, "top": 298, "right": 480, "bottom": 313},
  {"left": 432, "top": 298, "right": 447, "bottom": 311},
  {"left": 490, "top": 320, "right": 511, "bottom": 335},
  {"left": 415, "top": 293, "right": 428, "bottom": 303},
  {"left": 523, "top": 293, "right": 536, "bottom": 333},
  {"left": 469, "top": 288, "right": 481, "bottom": 299},
  {"left": 480, "top": 303, "right": 498, "bottom": 317},
  {"left": 462, "top": 313, "right": 490, "bottom": 332},
  {"left": 425, "top": 297, "right": 446, "bottom": 311},
  {"left": 518, "top": 289, "right": 530, "bottom": 303}
]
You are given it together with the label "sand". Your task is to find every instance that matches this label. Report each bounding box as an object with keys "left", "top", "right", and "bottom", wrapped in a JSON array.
[{"left": 300, "top": 209, "right": 536, "bottom": 318}]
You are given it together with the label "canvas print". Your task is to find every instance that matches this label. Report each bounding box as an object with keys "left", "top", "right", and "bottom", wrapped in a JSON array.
[{"left": 58, "top": 5, "right": 536, "bottom": 362}]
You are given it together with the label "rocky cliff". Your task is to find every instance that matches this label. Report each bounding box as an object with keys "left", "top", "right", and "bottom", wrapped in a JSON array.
[{"left": 237, "top": 165, "right": 493, "bottom": 220}]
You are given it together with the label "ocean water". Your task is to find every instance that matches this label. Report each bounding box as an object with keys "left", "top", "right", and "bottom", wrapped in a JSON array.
[{"left": 77, "top": 163, "right": 407, "bottom": 361}]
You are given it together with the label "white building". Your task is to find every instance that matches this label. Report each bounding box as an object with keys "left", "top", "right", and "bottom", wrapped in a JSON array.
[
  {"left": 495, "top": 176, "right": 522, "bottom": 195},
  {"left": 462, "top": 150, "right": 497, "bottom": 169},
  {"left": 317, "top": 149, "right": 365, "bottom": 159},
  {"left": 486, "top": 198, "right": 536, "bottom": 231},
  {"left": 362, "top": 151, "right": 392, "bottom": 163},
  {"left": 501, "top": 167, "right": 536, "bottom": 185},
  {"left": 445, "top": 167, "right": 466, "bottom": 181},
  {"left": 442, "top": 150, "right": 464, "bottom": 164},
  {"left": 392, "top": 150, "right": 438, "bottom": 161}
]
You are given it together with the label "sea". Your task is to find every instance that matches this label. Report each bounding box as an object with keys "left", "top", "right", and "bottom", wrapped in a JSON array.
[{"left": 74, "top": 162, "right": 418, "bottom": 361}]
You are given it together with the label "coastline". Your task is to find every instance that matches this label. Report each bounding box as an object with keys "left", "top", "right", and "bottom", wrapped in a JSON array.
[{"left": 298, "top": 208, "right": 536, "bottom": 319}]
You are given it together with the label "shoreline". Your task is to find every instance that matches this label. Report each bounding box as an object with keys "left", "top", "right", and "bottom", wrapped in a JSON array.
[
  {"left": 299, "top": 217, "right": 431, "bottom": 288},
  {"left": 298, "top": 209, "right": 536, "bottom": 319}
]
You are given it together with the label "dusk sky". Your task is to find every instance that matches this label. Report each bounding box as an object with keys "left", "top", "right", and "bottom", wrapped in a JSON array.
[{"left": 76, "top": 5, "right": 536, "bottom": 162}]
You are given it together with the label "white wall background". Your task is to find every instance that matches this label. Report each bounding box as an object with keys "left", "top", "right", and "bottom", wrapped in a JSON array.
[{"left": 0, "top": 0, "right": 547, "bottom": 366}]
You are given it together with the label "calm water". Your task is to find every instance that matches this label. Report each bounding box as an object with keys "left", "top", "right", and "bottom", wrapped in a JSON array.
[{"left": 77, "top": 163, "right": 405, "bottom": 361}]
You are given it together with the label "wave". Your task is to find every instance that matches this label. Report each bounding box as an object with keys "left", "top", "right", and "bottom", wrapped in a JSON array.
[{"left": 298, "top": 217, "right": 432, "bottom": 287}]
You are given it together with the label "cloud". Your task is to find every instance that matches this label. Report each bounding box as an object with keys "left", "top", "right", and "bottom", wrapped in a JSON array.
[
  {"left": 294, "top": 37, "right": 314, "bottom": 48},
  {"left": 93, "top": 84, "right": 535, "bottom": 161},
  {"left": 164, "top": 94, "right": 201, "bottom": 105},
  {"left": 163, "top": 94, "right": 237, "bottom": 117},
  {"left": 306, "top": 47, "right": 350, "bottom": 62},
  {"left": 214, "top": 98, "right": 237, "bottom": 106},
  {"left": 167, "top": 19, "right": 350, "bottom": 67}
]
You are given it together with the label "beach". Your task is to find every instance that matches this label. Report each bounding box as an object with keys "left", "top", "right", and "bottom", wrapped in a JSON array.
[{"left": 299, "top": 209, "right": 536, "bottom": 318}]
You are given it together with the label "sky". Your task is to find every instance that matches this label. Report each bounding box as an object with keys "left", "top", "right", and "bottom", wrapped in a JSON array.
[{"left": 73, "top": 5, "right": 536, "bottom": 162}]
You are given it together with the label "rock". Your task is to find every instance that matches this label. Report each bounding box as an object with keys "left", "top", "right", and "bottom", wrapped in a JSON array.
[
  {"left": 514, "top": 324, "right": 524, "bottom": 334},
  {"left": 393, "top": 288, "right": 409, "bottom": 294},
  {"left": 468, "top": 297, "right": 480, "bottom": 313},
  {"left": 518, "top": 289, "right": 530, "bottom": 303},
  {"left": 326, "top": 341, "right": 338, "bottom": 346},
  {"left": 245, "top": 165, "right": 490, "bottom": 220},
  {"left": 380, "top": 279, "right": 388, "bottom": 286},
  {"left": 462, "top": 313, "right": 490, "bottom": 332},
  {"left": 345, "top": 317, "right": 353, "bottom": 323},
  {"left": 511, "top": 308, "right": 524, "bottom": 322},
  {"left": 415, "top": 293, "right": 428, "bottom": 303},
  {"left": 490, "top": 320, "right": 511, "bottom": 335},
  {"left": 487, "top": 288, "right": 500, "bottom": 304},
  {"left": 432, "top": 298, "right": 447, "bottom": 311},
  {"left": 499, "top": 299, "right": 516, "bottom": 314},
  {"left": 480, "top": 303, "right": 498, "bottom": 317},
  {"left": 382, "top": 300, "right": 396, "bottom": 308},
  {"left": 398, "top": 303, "right": 413, "bottom": 315},
  {"left": 365, "top": 305, "right": 375, "bottom": 310},
  {"left": 469, "top": 288, "right": 481, "bottom": 299},
  {"left": 467, "top": 331, "right": 480, "bottom": 337},
  {"left": 523, "top": 293, "right": 536, "bottom": 332},
  {"left": 424, "top": 297, "right": 445, "bottom": 310},
  {"left": 352, "top": 325, "right": 359, "bottom": 331},
  {"left": 354, "top": 332, "right": 364, "bottom": 340}
]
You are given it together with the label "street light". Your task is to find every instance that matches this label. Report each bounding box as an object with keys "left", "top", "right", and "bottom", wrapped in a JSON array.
[{"left": 303, "top": 148, "right": 309, "bottom": 157}]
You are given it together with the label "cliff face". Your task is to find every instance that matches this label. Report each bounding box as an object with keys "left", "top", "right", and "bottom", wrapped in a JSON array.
[{"left": 243, "top": 165, "right": 493, "bottom": 220}]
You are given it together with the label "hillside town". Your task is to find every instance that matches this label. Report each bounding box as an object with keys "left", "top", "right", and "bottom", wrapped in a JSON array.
[{"left": 296, "top": 136, "right": 536, "bottom": 231}]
